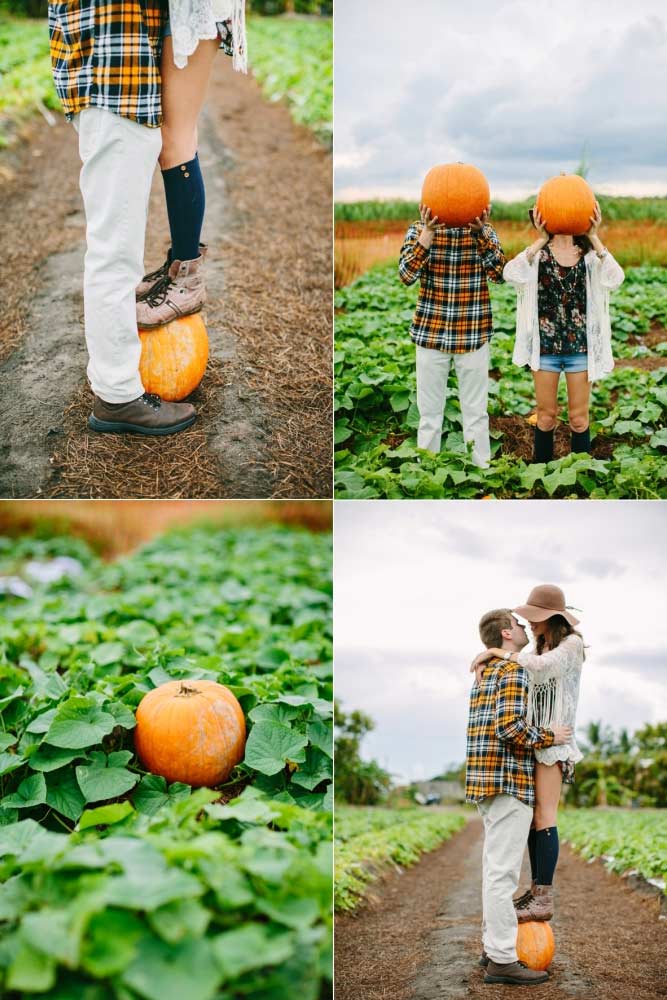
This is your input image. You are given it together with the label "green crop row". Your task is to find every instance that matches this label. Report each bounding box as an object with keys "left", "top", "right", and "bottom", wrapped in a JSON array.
[
  {"left": 335, "top": 196, "right": 667, "bottom": 223},
  {"left": 559, "top": 809, "right": 667, "bottom": 887},
  {"left": 335, "top": 806, "right": 468, "bottom": 912},
  {"left": 334, "top": 263, "right": 667, "bottom": 499}
]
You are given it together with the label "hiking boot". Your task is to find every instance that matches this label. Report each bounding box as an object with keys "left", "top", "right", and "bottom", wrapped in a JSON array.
[
  {"left": 88, "top": 393, "right": 196, "bottom": 436},
  {"left": 513, "top": 880, "right": 537, "bottom": 909},
  {"left": 136, "top": 243, "right": 207, "bottom": 299},
  {"left": 516, "top": 884, "right": 554, "bottom": 923},
  {"left": 136, "top": 254, "right": 206, "bottom": 329},
  {"left": 479, "top": 951, "right": 489, "bottom": 967},
  {"left": 484, "top": 960, "right": 549, "bottom": 986}
]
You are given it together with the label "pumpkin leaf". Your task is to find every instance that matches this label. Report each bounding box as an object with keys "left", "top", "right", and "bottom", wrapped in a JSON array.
[
  {"left": 121, "top": 936, "right": 223, "bottom": 1000},
  {"left": 243, "top": 722, "right": 308, "bottom": 776},
  {"left": 80, "top": 910, "right": 145, "bottom": 978},
  {"left": 44, "top": 699, "right": 117, "bottom": 750},
  {"left": 28, "top": 745, "right": 87, "bottom": 773},
  {"left": 0, "top": 751, "right": 26, "bottom": 777},
  {"left": 290, "top": 747, "right": 333, "bottom": 791},
  {"left": 132, "top": 775, "right": 191, "bottom": 816},
  {"left": 45, "top": 768, "right": 86, "bottom": 823},
  {"left": 3, "top": 773, "right": 47, "bottom": 810},
  {"left": 212, "top": 924, "right": 295, "bottom": 980},
  {"left": 6, "top": 942, "right": 57, "bottom": 993},
  {"left": 78, "top": 801, "right": 135, "bottom": 831},
  {"left": 147, "top": 898, "right": 211, "bottom": 943},
  {"left": 75, "top": 753, "right": 139, "bottom": 803}
]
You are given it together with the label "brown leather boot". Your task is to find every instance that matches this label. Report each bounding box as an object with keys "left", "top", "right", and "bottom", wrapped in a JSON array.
[
  {"left": 484, "top": 960, "right": 549, "bottom": 985},
  {"left": 136, "top": 254, "right": 206, "bottom": 329},
  {"left": 516, "top": 884, "right": 554, "bottom": 923},
  {"left": 136, "top": 243, "right": 207, "bottom": 300},
  {"left": 513, "top": 879, "right": 537, "bottom": 909},
  {"left": 88, "top": 393, "right": 196, "bottom": 436}
]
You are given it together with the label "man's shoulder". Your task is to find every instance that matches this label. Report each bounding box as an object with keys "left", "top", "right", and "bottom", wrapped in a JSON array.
[{"left": 492, "top": 656, "right": 527, "bottom": 679}]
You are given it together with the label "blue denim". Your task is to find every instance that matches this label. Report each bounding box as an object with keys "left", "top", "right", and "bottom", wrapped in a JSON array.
[
  {"left": 163, "top": 19, "right": 172, "bottom": 39},
  {"left": 539, "top": 353, "right": 588, "bottom": 374}
]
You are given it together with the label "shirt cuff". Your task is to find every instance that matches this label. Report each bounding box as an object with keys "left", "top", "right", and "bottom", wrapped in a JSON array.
[{"left": 412, "top": 241, "right": 429, "bottom": 259}]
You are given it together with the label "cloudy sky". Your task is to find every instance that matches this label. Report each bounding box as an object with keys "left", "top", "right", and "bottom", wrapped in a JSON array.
[
  {"left": 335, "top": 501, "right": 667, "bottom": 784},
  {"left": 335, "top": 0, "right": 667, "bottom": 202}
]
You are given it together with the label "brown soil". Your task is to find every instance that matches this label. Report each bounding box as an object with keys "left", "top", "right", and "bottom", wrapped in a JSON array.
[
  {"left": 490, "top": 416, "right": 616, "bottom": 462},
  {"left": 335, "top": 818, "right": 667, "bottom": 1000},
  {"left": 629, "top": 324, "right": 667, "bottom": 348},
  {"left": 0, "top": 54, "right": 331, "bottom": 499},
  {"left": 614, "top": 356, "right": 667, "bottom": 370}
]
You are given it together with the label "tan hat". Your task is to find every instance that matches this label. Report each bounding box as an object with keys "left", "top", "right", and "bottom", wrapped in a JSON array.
[{"left": 513, "top": 584, "right": 580, "bottom": 626}]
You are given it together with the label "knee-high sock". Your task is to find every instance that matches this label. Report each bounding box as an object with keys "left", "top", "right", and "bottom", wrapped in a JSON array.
[
  {"left": 535, "top": 826, "right": 559, "bottom": 885},
  {"left": 527, "top": 827, "right": 537, "bottom": 882},
  {"left": 571, "top": 428, "right": 591, "bottom": 453},
  {"left": 533, "top": 427, "right": 554, "bottom": 462},
  {"left": 161, "top": 153, "right": 205, "bottom": 262}
]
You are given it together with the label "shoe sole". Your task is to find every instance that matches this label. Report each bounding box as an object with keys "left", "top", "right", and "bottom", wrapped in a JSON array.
[
  {"left": 484, "top": 974, "right": 549, "bottom": 985},
  {"left": 87, "top": 413, "right": 197, "bottom": 436},
  {"left": 137, "top": 304, "right": 204, "bottom": 330}
]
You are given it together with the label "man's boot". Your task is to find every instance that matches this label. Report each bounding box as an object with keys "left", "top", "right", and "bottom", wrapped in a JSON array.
[
  {"left": 484, "top": 960, "right": 549, "bottom": 986},
  {"left": 136, "top": 243, "right": 207, "bottom": 300},
  {"left": 516, "top": 884, "right": 554, "bottom": 923},
  {"left": 88, "top": 393, "right": 196, "bottom": 436},
  {"left": 136, "top": 255, "right": 206, "bottom": 328}
]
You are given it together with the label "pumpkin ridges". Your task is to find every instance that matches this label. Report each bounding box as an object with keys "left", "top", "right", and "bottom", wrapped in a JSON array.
[
  {"left": 139, "top": 314, "right": 209, "bottom": 402},
  {"left": 536, "top": 174, "right": 596, "bottom": 236},
  {"left": 516, "top": 920, "right": 555, "bottom": 971},
  {"left": 421, "top": 162, "right": 490, "bottom": 227}
]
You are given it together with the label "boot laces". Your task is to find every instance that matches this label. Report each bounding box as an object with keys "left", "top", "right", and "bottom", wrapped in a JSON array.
[
  {"left": 143, "top": 273, "right": 173, "bottom": 307},
  {"left": 141, "top": 393, "right": 162, "bottom": 410}
]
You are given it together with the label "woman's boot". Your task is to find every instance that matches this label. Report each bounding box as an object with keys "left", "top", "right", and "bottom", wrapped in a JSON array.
[
  {"left": 513, "top": 879, "right": 537, "bottom": 909},
  {"left": 571, "top": 427, "right": 591, "bottom": 453},
  {"left": 533, "top": 426, "right": 554, "bottom": 463},
  {"left": 516, "top": 884, "right": 554, "bottom": 922},
  {"left": 136, "top": 243, "right": 207, "bottom": 300},
  {"left": 136, "top": 254, "right": 207, "bottom": 329}
]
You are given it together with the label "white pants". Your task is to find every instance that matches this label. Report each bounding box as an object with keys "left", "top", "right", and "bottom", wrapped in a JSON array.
[
  {"left": 415, "top": 342, "right": 490, "bottom": 467},
  {"left": 477, "top": 794, "right": 533, "bottom": 964},
  {"left": 73, "top": 108, "right": 162, "bottom": 402}
]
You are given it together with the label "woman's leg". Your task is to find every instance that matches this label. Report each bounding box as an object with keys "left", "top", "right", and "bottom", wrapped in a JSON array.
[
  {"left": 565, "top": 370, "right": 592, "bottom": 453},
  {"left": 532, "top": 371, "right": 560, "bottom": 461},
  {"left": 533, "top": 761, "right": 562, "bottom": 884}
]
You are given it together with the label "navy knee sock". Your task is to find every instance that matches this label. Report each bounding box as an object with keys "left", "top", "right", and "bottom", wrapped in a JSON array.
[
  {"left": 535, "top": 826, "right": 559, "bottom": 885},
  {"left": 533, "top": 427, "right": 554, "bottom": 463},
  {"left": 161, "top": 153, "right": 205, "bottom": 263},
  {"left": 571, "top": 428, "right": 591, "bottom": 453},
  {"left": 527, "top": 827, "right": 537, "bottom": 881}
]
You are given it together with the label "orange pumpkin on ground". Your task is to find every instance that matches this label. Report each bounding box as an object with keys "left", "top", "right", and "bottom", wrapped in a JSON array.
[
  {"left": 421, "top": 162, "right": 490, "bottom": 227},
  {"left": 516, "top": 920, "right": 555, "bottom": 971},
  {"left": 536, "top": 174, "right": 596, "bottom": 236},
  {"left": 134, "top": 680, "right": 246, "bottom": 788},
  {"left": 139, "top": 313, "right": 209, "bottom": 402}
]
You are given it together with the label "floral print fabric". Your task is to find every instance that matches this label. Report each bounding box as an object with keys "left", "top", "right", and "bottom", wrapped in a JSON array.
[{"left": 537, "top": 246, "right": 587, "bottom": 355}]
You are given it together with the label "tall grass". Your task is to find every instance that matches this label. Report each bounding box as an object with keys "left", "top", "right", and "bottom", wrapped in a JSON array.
[{"left": 336, "top": 196, "right": 667, "bottom": 223}]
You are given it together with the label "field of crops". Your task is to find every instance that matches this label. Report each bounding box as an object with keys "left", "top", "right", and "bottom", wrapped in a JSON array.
[
  {"left": 559, "top": 809, "right": 667, "bottom": 888},
  {"left": 0, "top": 522, "right": 332, "bottom": 998},
  {"left": 335, "top": 262, "right": 667, "bottom": 499},
  {"left": 335, "top": 806, "right": 468, "bottom": 912}
]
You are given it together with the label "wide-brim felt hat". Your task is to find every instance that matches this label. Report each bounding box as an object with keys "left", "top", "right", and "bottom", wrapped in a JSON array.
[{"left": 513, "top": 584, "right": 580, "bottom": 626}]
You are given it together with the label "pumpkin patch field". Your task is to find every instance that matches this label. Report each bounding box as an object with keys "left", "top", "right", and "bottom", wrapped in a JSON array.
[
  {"left": 335, "top": 263, "right": 667, "bottom": 499},
  {"left": 0, "top": 522, "right": 332, "bottom": 999}
]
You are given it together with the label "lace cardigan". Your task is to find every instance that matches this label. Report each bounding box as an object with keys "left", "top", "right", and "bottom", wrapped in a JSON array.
[
  {"left": 504, "top": 248, "right": 624, "bottom": 382},
  {"left": 515, "top": 633, "right": 585, "bottom": 766},
  {"left": 168, "top": 0, "right": 247, "bottom": 71}
]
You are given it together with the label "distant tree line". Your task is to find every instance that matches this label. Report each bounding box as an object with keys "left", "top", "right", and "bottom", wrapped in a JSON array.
[{"left": 335, "top": 702, "right": 392, "bottom": 805}]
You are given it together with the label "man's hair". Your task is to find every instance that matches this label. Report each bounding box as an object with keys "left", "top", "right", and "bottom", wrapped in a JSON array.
[{"left": 478, "top": 608, "right": 513, "bottom": 648}]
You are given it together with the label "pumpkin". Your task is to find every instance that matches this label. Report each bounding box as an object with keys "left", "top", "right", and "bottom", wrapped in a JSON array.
[
  {"left": 516, "top": 920, "right": 555, "bottom": 971},
  {"left": 134, "top": 680, "right": 246, "bottom": 788},
  {"left": 139, "top": 313, "right": 209, "bottom": 402},
  {"left": 536, "top": 173, "right": 596, "bottom": 236},
  {"left": 421, "top": 162, "right": 490, "bottom": 227}
]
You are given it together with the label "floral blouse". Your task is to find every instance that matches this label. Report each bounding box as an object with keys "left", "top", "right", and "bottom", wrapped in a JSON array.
[{"left": 537, "top": 246, "right": 587, "bottom": 355}]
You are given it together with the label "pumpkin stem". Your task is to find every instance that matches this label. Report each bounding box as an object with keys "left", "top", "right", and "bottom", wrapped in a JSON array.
[{"left": 177, "top": 682, "right": 200, "bottom": 697}]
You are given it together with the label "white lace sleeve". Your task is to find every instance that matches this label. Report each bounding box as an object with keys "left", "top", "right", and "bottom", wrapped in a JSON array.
[{"left": 516, "top": 634, "right": 583, "bottom": 675}]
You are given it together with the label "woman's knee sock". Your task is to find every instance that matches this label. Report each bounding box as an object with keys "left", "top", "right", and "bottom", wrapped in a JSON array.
[
  {"left": 527, "top": 827, "right": 538, "bottom": 882},
  {"left": 161, "top": 153, "right": 205, "bottom": 262},
  {"left": 533, "top": 427, "right": 554, "bottom": 463},
  {"left": 535, "top": 826, "right": 559, "bottom": 885},
  {"left": 571, "top": 428, "right": 591, "bottom": 453}
]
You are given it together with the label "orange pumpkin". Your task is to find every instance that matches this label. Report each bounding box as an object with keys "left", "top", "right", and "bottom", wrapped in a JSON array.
[
  {"left": 139, "top": 313, "right": 209, "bottom": 402},
  {"left": 134, "top": 680, "right": 246, "bottom": 788},
  {"left": 536, "top": 174, "right": 596, "bottom": 236},
  {"left": 516, "top": 920, "right": 555, "bottom": 971},
  {"left": 421, "top": 162, "right": 490, "bottom": 227}
]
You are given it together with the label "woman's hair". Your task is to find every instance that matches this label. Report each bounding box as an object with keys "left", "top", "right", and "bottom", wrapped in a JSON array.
[
  {"left": 528, "top": 209, "right": 593, "bottom": 255},
  {"left": 536, "top": 614, "right": 585, "bottom": 659}
]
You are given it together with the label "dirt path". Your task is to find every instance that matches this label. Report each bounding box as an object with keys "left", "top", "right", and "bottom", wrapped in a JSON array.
[
  {"left": 0, "top": 54, "right": 331, "bottom": 498},
  {"left": 335, "top": 818, "right": 667, "bottom": 1000}
]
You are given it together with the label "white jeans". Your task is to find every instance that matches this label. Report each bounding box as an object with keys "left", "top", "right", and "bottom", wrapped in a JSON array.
[
  {"left": 415, "top": 342, "right": 490, "bottom": 467},
  {"left": 73, "top": 108, "right": 162, "bottom": 402},
  {"left": 477, "top": 794, "right": 533, "bottom": 964}
]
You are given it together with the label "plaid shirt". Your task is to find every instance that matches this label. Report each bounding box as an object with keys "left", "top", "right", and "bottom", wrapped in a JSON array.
[
  {"left": 399, "top": 222, "right": 506, "bottom": 353},
  {"left": 465, "top": 656, "right": 555, "bottom": 807},
  {"left": 49, "top": 0, "right": 165, "bottom": 127}
]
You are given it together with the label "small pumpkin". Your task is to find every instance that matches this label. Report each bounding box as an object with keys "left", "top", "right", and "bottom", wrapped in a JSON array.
[
  {"left": 421, "top": 162, "right": 490, "bottom": 227},
  {"left": 134, "top": 680, "right": 246, "bottom": 788},
  {"left": 536, "top": 173, "right": 596, "bottom": 236},
  {"left": 516, "top": 920, "right": 555, "bottom": 971},
  {"left": 139, "top": 313, "right": 209, "bottom": 402}
]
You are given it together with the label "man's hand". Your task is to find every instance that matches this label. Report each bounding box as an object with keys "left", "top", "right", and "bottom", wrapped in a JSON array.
[
  {"left": 550, "top": 724, "right": 573, "bottom": 745},
  {"left": 469, "top": 204, "right": 491, "bottom": 233},
  {"left": 418, "top": 203, "right": 447, "bottom": 249}
]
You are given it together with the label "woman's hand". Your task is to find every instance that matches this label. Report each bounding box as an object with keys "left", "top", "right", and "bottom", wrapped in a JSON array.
[
  {"left": 470, "top": 647, "right": 504, "bottom": 685},
  {"left": 587, "top": 200, "right": 602, "bottom": 237},
  {"left": 532, "top": 205, "right": 549, "bottom": 241},
  {"left": 470, "top": 205, "right": 491, "bottom": 232}
]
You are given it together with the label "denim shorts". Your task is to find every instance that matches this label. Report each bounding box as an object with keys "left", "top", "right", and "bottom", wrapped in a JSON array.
[
  {"left": 163, "top": 19, "right": 172, "bottom": 38},
  {"left": 539, "top": 353, "right": 588, "bottom": 374}
]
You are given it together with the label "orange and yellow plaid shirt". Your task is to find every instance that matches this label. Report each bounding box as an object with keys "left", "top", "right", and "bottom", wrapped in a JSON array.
[
  {"left": 465, "top": 656, "right": 555, "bottom": 807},
  {"left": 399, "top": 222, "right": 506, "bottom": 353},
  {"left": 48, "top": 0, "right": 165, "bottom": 127}
]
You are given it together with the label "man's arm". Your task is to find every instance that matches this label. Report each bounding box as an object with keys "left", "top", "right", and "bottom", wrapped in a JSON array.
[{"left": 495, "top": 664, "right": 555, "bottom": 749}]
